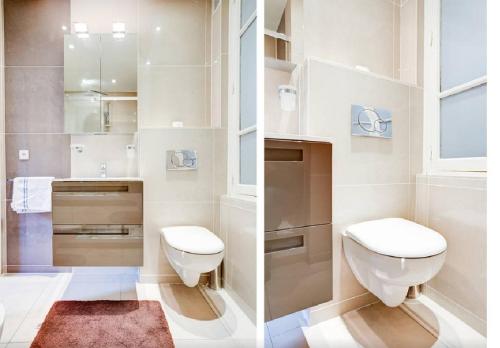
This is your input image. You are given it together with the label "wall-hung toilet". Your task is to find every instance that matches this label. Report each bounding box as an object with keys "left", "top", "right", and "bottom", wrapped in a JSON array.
[
  {"left": 161, "top": 226, "right": 224, "bottom": 287},
  {"left": 343, "top": 218, "right": 447, "bottom": 307}
]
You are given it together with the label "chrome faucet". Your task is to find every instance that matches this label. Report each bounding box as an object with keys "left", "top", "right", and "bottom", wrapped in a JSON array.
[{"left": 100, "top": 162, "right": 107, "bottom": 178}]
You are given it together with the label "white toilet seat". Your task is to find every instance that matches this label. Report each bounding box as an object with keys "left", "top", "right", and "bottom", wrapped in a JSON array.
[
  {"left": 161, "top": 226, "right": 224, "bottom": 255},
  {"left": 346, "top": 218, "right": 447, "bottom": 258}
]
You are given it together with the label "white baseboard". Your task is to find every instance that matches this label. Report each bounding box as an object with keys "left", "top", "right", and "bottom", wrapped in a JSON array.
[
  {"left": 308, "top": 292, "right": 379, "bottom": 325},
  {"left": 423, "top": 285, "right": 486, "bottom": 336}
]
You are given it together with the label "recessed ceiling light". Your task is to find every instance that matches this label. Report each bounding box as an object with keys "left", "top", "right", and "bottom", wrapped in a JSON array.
[
  {"left": 111, "top": 79, "right": 117, "bottom": 84},
  {"left": 61, "top": 25, "right": 68, "bottom": 31},
  {"left": 112, "top": 22, "right": 126, "bottom": 39},
  {"left": 155, "top": 26, "right": 161, "bottom": 32},
  {"left": 146, "top": 60, "right": 151, "bottom": 65},
  {"left": 68, "top": 44, "right": 75, "bottom": 49},
  {"left": 74, "top": 22, "right": 89, "bottom": 39}
]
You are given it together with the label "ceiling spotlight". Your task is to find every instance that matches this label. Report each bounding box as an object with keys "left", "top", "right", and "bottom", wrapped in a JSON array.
[
  {"left": 61, "top": 25, "right": 68, "bottom": 31},
  {"left": 146, "top": 60, "right": 151, "bottom": 65},
  {"left": 68, "top": 44, "right": 75, "bottom": 49},
  {"left": 112, "top": 22, "right": 126, "bottom": 39},
  {"left": 155, "top": 26, "right": 161, "bottom": 32},
  {"left": 111, "top": 79, "right": 117, "bottom": 84},
  {"left": 74, "top": 22, "right": 89, "bottom": 39}
]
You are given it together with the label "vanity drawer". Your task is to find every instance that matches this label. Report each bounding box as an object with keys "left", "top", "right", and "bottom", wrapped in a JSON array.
[
  {"left": 265, "top": 224, "right": 332, "bottom": 321},
  {"left": 52, "top": 181, "right": 143, "bottom": 225},
  {"left": 52, "top": 226, "right": 143, "bottom": 266}
]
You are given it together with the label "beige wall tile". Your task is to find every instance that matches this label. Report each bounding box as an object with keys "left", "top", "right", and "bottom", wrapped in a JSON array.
[
  {"left": 139, "top": 129, "right": 213, "bottom": 203},
  {"left": 303, "top": 0, "right": 398, "bottom": 78},
  {"left": 220, "top": 197, "right": 257, "bottom": 321},
  {"left": 70, "top": 134, "right": 138, "bottom": 178},
  {"left": 399, "top": 0, "right": 418, "bottom": 84},
  {"left": 139, "top": 66, "right": 208, "bottom": 128},
  {"left": 138, "top": 0, "right": 207, "bottom": 66},
  {"left": 410, "top": 86, "right": 424, "bottom": 182},
  {"left": 307, "top": 59, "right": 410, "bottom": 185},
  {"left": 71, "top": 0, "right": 138, "bottom": 34},
  {"left": 264, "top": 68, "right": 300, "bottom": 135},
  {"left": 425, "top": 181, "right": 486, "bottom": 321}
]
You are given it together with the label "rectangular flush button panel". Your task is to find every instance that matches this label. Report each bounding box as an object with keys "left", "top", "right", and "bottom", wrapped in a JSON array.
[{"left": 167, "top": 150, "right": 198, "bottom": 171}]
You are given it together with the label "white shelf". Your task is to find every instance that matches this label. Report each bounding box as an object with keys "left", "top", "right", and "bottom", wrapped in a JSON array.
[{"left": 265, "top": 57, "right": 297, "bottom": 72}]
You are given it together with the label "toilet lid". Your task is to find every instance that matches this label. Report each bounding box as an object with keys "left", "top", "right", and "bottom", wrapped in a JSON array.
[
  {"left": 161, "top": 226, "right": 224, "bottom": 255},
  {"left": 345, "top": 218, "right": 447, "bottom": 258}
]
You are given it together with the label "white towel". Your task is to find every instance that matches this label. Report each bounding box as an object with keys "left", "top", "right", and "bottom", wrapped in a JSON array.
[{"left": 10, "top": 177, "right": 54, "bottom": 214}]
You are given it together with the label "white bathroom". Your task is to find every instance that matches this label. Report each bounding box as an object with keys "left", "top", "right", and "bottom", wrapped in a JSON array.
[
  {"left": 0, "top": 0, "right": 257, "bottom": 347},
  {"left": 264, "top": 0, "right": 487, "bottom": 347}
]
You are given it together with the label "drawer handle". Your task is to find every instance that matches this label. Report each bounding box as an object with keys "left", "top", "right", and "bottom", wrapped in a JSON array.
[
  {"left": 75, "top": 235, "right": 142, "bottom": 240},
  {"left": 265, "top": 235, "right": 304, "bottom": 253}
]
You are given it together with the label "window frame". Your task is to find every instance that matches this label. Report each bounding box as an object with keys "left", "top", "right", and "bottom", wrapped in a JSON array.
[
  {"left": 228, "top": 0, "right": 257, "bottom": 196},
  {"left": 424, "top": 0, "right": 487, "bottom": 173}
]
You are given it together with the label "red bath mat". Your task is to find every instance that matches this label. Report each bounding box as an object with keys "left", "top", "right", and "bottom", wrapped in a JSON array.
[{"left": 31, "top": 300, "right": 174, "bottom": 348}]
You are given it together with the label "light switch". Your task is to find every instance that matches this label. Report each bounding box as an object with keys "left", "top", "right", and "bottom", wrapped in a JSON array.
[{"left": 19, "top": 149, "right": 30, "bottom": 161}]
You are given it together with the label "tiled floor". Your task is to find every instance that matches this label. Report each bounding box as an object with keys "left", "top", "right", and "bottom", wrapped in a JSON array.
[
  {"left": 303, "top": 300, "right": 486, "bottom": 348},
  {"left": 0, "top": 268, "right": 254, "bottom": 347},
  {"left": 265, "top": 310, "right": 311, "bottom": 348},
  {"left": 267, "top": 299, "right": 486, "bottom": 348}
]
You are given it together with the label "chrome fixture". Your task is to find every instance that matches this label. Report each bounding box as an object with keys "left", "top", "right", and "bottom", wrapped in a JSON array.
[
  {"left": 278, "top": 85, "right": 297, "bottom": 111},
  {"left": 167, "top": 150, "right": 198, "bottom": 170}
]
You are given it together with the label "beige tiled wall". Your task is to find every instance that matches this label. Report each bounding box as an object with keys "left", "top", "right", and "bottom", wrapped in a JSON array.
[
  {"left": 264, "top": 67, "right": 300, "bottom": 134},
  {"left": 70, "top": 134, "right": 138, "bottom": 178},
  {"left": 302, "top": 0, "right": 401, "bottom": 79},
  {"left": 302, "top": 58, "right": 415, "bottom": 320},
  {"left": 138, "top": 0, "right": 211, "bottom": 128},
  {"left": 219, "top": 196, "right": 257, "bottom": 323},
  {"left": 415, "top": 175, "right": 487, "bottom": 335},
  {"left": 139, "top": 128, "right": 215, "bottom": 281}
]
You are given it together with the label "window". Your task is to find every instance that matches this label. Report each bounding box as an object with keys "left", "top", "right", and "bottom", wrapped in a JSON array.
[
  {"left": 425, "top": 0, "right": 487, "bottom": 172},
  {"left": 228, "top": 0, "right": 257, "bottom": 195}
]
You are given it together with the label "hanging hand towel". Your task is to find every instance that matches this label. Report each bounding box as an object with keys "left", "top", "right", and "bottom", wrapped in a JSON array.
[{"left": 10, "top": 177, "right": 55, "bottom": 214}]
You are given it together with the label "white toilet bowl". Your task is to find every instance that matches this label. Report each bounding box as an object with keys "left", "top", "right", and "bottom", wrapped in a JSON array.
[
  {"left": 161, "top": 226, "right": 224, "bottom": 287},
  {"left": 342, "top": 218, "right": 447, "bottom": 307}
]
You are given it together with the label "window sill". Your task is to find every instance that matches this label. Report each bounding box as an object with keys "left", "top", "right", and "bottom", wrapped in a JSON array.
[{"left": 220, "top": 194, "right": 256, "bottom": 210}]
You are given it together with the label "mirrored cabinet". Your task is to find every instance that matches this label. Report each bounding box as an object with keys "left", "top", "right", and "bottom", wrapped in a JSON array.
[{"left": 64, "top": 33, "right": 137, "bottom": 134}]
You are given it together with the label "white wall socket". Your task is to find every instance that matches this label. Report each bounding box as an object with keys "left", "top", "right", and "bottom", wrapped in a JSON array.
[{"left": 18, "top": 149, "right": 30, "bottom": 161}]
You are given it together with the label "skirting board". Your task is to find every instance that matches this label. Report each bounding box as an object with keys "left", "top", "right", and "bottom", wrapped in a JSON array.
[
  {"left": 139, "top": 273, "right": 210, "bottom": 285},
  {"left": 423, "top": 285, "right": 486, "bottom": 336},
  {"left": 308, "top": 292, "right": 379, "bottom": 326}
]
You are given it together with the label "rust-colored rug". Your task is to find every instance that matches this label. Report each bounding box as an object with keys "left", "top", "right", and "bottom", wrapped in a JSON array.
[{"left": 31, "top": 300, "right": 174, "bottom": 348}]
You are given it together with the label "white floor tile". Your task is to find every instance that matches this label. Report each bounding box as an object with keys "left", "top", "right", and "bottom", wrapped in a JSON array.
[{"left": 267, "top": 310, "right": 310, "bottom": 338}]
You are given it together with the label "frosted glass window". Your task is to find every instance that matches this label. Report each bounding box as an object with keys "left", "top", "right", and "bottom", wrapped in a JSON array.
[
  {"left": 239, "top": 19, "right": 257, "bottom": 130},
  {"left": 440, "top": 0, "right": 486, "bottom": 91},
  {"left": 240, "top": 131, "right": 256, "bottom": 185},
  {"left": 440, "top": 85, "right": 486, "bottom": 158},
  {"left": 241, "top": 0, "right": 256, "bottom": 28}
]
